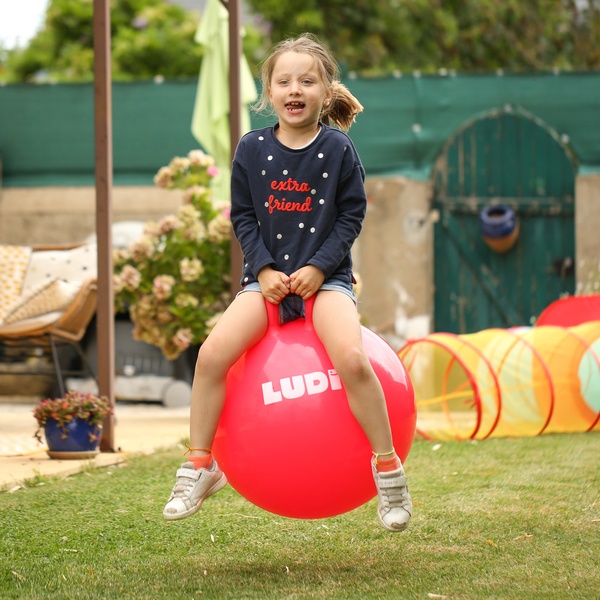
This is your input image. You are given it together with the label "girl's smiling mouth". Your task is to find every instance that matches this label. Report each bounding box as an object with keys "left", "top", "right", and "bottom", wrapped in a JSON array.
[{"left": 286, "top": 101, "right": 305, "bottom": 113}]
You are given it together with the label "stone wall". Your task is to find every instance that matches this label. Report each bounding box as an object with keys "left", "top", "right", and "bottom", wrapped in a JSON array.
[
  {"left": 1, "top": 174, "right": 598, "bottom": 350},
  {"left": 0, "top": 186, "right": 185, "bottom": 246},
  {"left": 575, "top": 174, "right": 600, "bottom": 295},
  {"left": 358, "top": 177, "right": 434, "bottom": 348}
]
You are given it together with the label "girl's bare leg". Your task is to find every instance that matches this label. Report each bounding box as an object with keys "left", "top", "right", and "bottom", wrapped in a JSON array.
[
  {"left": 163, "top": 292, "right": 267, "bottom": 521},
  {"left": 312, "top": 291, "right": 412, "bottom": 532},
  {"left": 188, "top": 291, "right": 268, "bottom": 453},
  {"left": 311, "top": 291, "right": 394, "bottom": 454}
]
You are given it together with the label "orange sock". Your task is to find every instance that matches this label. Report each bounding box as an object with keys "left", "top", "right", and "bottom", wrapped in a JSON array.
[
  {"left": 376, "top": 455, "right": 401, "bottom": 473},
  {"left": 189, "top": 454, "right": 213, "bottom": 470}
]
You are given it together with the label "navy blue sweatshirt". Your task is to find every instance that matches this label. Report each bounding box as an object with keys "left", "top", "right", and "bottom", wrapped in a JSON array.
[{"left": 230, "top": 124, "right": 367, "bottom": 287}]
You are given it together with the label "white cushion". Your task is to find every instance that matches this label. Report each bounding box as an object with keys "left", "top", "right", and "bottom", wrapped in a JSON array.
[
  {"left": 22, "top": 244, "right": 97, "bottom": 297},
  {"left": 0, "top": 311, "right": 63, "bottom": 335}
]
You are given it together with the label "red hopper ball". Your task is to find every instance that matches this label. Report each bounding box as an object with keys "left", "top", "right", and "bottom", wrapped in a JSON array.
[{"left": 213, "top": 296, "right": 416, "bottom": 519}]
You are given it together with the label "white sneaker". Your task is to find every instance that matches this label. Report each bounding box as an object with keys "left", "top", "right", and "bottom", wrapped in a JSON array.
[
  {"left": 163, "top": 460, "right": 227, "bottom": 521},
  {"left": 372, "top": 458, "right": 412, "bottom": 532}
]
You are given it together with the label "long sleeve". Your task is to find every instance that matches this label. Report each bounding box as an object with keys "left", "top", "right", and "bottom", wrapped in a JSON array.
[
  {"left": 230, "top": 148, "right": 276, "bottom": 283},
  {"left": 306, "top": 160, "right": 366, "bottom": 279}
]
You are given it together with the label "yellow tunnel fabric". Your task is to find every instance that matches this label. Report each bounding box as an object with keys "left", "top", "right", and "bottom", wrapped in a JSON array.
[{"left": 398, "top": 321, "right": 600, "bottom": 440}]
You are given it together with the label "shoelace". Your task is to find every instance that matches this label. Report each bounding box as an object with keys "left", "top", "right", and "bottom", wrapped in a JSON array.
[
  {"left": 170, "top": 471, "right": 197, "bottom": 498},
  {"left": 379, "top": 476, "right": 410, "bottom": 510}
]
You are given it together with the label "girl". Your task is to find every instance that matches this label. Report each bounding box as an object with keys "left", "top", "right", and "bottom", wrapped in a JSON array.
[{"left": 163, "top": 33, "right": 412, "bottom": 532}]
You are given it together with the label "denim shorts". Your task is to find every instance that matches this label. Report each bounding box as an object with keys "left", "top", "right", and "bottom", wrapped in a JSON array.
[{"left": 238, "top": 276, "right": 357, "bottom": 304}]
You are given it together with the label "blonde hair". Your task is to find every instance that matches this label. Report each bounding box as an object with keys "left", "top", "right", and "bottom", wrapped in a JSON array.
[{"left": 254, "top": 33, "right": 363, "bottom": 132}]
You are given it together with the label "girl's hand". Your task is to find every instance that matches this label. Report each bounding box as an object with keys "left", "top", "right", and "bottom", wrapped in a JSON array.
[
  {"left": 289, "top": 265, "right": 325, "bottom": 300},
  {"left": 257, "top": 266, "right": 291, "bottom": 304}
]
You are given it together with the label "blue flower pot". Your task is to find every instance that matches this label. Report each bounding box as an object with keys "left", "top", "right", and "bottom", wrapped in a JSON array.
[{"left": 44, "top": 418, "right": 102, "bottom": 459}]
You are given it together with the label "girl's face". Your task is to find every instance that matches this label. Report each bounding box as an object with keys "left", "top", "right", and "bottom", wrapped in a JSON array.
[{"left": 268, "top": 51, "right": 332, "bottom": 132}]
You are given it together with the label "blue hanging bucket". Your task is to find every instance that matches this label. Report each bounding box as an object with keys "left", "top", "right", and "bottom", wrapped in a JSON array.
[{"left": 479, "top": 204, "right": 519, "bottom": 253}]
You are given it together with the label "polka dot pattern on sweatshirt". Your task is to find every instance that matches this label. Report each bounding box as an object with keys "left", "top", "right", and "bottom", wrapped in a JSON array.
[{"left": 234, "top": 127, "right": 362, "bottom": 285}]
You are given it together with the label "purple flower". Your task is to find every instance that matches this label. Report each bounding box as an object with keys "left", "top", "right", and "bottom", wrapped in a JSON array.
[{"left": 132, "top": 17, "right": 148, "bottom": 30}]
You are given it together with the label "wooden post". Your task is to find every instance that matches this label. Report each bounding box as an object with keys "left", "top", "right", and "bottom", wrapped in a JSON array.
[
  {"left": 93, "top": 0, "right": 116, "bottom": 452},
  {"left": 222, "top": 0, "right": 244, "bottom": 297},
  {"left": 228, "top": 0, "right": 242, "bottom": 156}
]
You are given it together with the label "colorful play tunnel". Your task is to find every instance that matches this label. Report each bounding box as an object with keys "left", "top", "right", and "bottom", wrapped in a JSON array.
[{"left": 398, "top": 296, "right": 600, "bottom": 441}]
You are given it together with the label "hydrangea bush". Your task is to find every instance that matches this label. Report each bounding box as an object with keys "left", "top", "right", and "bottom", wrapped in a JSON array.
[{"left": 113, "top": 150, "right": 231, "bottom": 360}]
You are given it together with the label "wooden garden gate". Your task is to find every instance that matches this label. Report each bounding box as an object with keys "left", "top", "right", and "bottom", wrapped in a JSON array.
[{"left": 432, "top": 105, "right": 577, "bottom": 333}]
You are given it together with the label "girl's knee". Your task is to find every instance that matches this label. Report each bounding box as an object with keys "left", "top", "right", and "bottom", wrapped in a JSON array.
[
  {"left": 335, "top": 346, "right": 372, "bottom": 382},
  {"left": 194, "top": 342, "right": 231, "bottom": 379}
]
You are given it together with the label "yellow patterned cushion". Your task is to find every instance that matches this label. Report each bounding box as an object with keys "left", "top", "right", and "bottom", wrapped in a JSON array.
[
  {"left": 0, "top": 245, "right": 32, "bottom": 323},
  {"left": 3, "top": 279, "right": 80, "bottom": 325}
]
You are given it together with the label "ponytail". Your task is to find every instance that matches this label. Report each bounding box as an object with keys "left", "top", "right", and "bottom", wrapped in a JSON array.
[{"left": 321, "top": 81, "right": 364, "bottom": 132}]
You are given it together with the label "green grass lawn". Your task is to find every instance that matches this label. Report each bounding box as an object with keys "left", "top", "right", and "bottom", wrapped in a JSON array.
[{"left": 1, "top": 432, "right": 599, "bottom": 599}]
